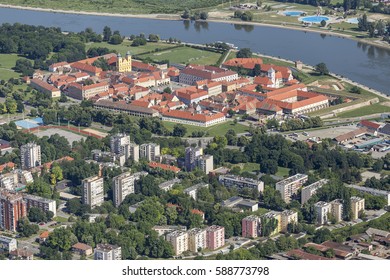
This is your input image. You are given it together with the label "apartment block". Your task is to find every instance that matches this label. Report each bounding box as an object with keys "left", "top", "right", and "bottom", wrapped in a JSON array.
[
  {"left": 94, "top": 244, "right": 122, "bottom": 260},
  {"left": 0, "top": 235, "right": 17, "bottom": 252},
  {"left": 112, "top": 172, "right": 135, "bottom": 207},
  {"left": 183, "top": 183, "right": 209, "bottom": 200},
  {"left": 0, "top": 190, "right": 27, "bottom": 232},
  {"left": 219, "top": 175, "right": 264, "bottom": 193},
  {"left": 110, "top": 134, "right": 132, "bottom": 160},
  {"left": 158, "top": 178, "right": 181, "bottom": 192},
  {"left": 301, "top": 179, "right": 328, "bottom": 204},
  {"left": 185, "top": 147, "right": 203, "bottom": 171},
  {"left": 280, "top": 210, "right": 298, "bottom": 233},
  {"left": 350, "top": 196, "right": 365, "bottom": 220},
  {"left": 152, "top": 225, "right": 187, "bottom": 237},
  {"left": 276, "top": 174, "right": 308, "bottom": 203},
  {"left": 20, "top": 143, "right": 41, "bottom": 170},
  {"left": 330, "top": 199, "right": 344, "bottom": 222},
  {"left": 314, "top": 201, "right": 331, "bottom": 225},
  {"left": 92, "top": 150, "right": 126, "bottom": 167},
  {"left": 196, "top": 155, "right": 214, "bottom": 174},
  {"left": 187, "top": 228, "right": 207, "bottom": 252},
  {"left": 262, "top": 211, "right": 282, "bottom": 235},
  {"left": 140, "top": 143, "right": 160, "bottom": 161},
  {"left": 129, "top": 143, "right": 140, "bottom": 162},
  {"left": 166, "top": 230, "right": 189, "bottom": 256},
  {"left": 242, "top": 215, "right": 261, "bottom": 238},
  {"left": 82, "top": 176, "right": 104, "bottom": 208},
  {"left": 23, "top": 194, "right": 57, "bottom": 217},
  {"left": 346, "top": 185, "right": 390, "bottom": 206},
  {"left": 206, "top": 225, "right": 225, "bottom": 250}
]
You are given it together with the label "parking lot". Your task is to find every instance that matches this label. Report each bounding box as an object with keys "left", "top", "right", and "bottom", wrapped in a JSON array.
[
  {"left": 283, "top": 125, "right": 358, "bottom": 142},
  {"left": 34, "top": 128, "right": 86, "bottom": 143}
]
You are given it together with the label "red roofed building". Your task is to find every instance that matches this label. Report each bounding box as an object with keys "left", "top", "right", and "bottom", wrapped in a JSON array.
[
  {"left": 162, "top": 110, "right": 226, "bottom": 127},
  {"left": 179, "top": 65, "right": 238, "bottom": 85},
  {"left": 222, "top": 57, "right": 263, "bottom": 70},
  {"left": 221, "top": 77, "right": 251, "bottom": 92},
  {"left": 70, "top": 62, "right": 102, "bottom": 76},
  {"left": 358, "top": 120, "right": 381, "bottom": 132},
  {"left": 67, "top": 81, "right": 109, "bottom": 100},
  {"left": 0, "top": 162, "right": 15, "bottom": 173},
  {"left": 191, "top": 209, "right": 205, "bottom": 220},
  {"left": 148, "top": 162, "right": 181, "bottom": 173},
  {"left": 175, "top": 86, "right": 208, "bottom": 105},
  {"left": 128, "top": 85, "right": 150, "bottom": 100},
  {"left": 30, "top": 78, "right": 61, "bottom": 98},
  {"left": 132, "top": 60, "right": 158, "bottom": 72},
  {"left": 48, "top": 61, "right": 71, "bottom": 73}
]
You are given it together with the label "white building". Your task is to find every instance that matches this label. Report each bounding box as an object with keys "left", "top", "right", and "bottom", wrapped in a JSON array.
[
  {"left": 82, "top": 176, "right": 104, "bottom": 208},
  {"left": 0, "top": 235, "right": 17, "bottom": 252},
  {"left": 301, "top": 179, "right": 328, "bottom": 204},
  {"left": 158, "top": 178, "right": 181, "bottom": 192},
  {"left": 94, "top": 244, "right": 122, "bottom": 260},
  {"left": 20, "top": 143, "right": 41, "bottom": 170},
  {"left": 187, "top": 228, "right": 207, "bottom": 252},
  {"left": 218, "top": 175, "right": 264, "bottom": 193},
  {"left": 166, "top": 230, "right": 189, "bottom": 256},
  {"left": 112, "top": 172, "right": 135, "bottom": 207},
  {"left": 129, "top": 143, "right": 140, "bottom": 162},
  {"left": 152, "top": 225, "right": 187, "bottom": 237},
  {"left": 314, "top": 201, "right": 331, "bottom": 225},
  {"left": 276, "top": 174, "right": 308, "bottom": 203},
  {"left": 139, "top": 143, "right": 160, "bottom": 161},
  {"left": 183, "top": 183, "right": 209, "bottom": 200},
  {"left": 330, "top": 199, "right": 344, "bottom": 222},
  {"left": 110, "top": 134, "right": 131, "bottom": 159},
  {"left": 280, "top": 210, "right": 298, "bottom": 233},
  {"left": 351, "top": 196, "right": 365, "bottom": 220},
  {"left": 23, "top": 194, "right": 57, "bottom": 217}
]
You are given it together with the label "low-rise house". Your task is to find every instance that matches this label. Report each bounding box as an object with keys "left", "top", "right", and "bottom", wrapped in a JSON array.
[
  {"left": 72, "top": 242, "right": 93, "bottom": 256},
  {"left": 9, "top": 248, "right": 34, "bottom": 260}
]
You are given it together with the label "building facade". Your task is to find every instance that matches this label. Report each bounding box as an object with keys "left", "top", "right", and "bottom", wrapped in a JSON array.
[
  {"left": 187, "top": 228, "right": 207, "bottom": 252},
  {"left": 183, "top": 183, "right": 209, "bottom": 200},
  {"left": 0, "top": 235, "right": 17, "bottom": 252},
  {"left": 351, "top": 197, "right": 365, "bottom": 220},
  {"left": 206, "top": 225, "right": 225, "bottom": 250},
  {"left": 139, "top": 143, "right": 160, "bottom": 162},
  {"left": 82, "top": 176, "right": 104, "bottom": 208},
  {"left": 242, "top": 215, "right": 261, "bottom": 238},
  {"left": 280, "top": 210, "right": 298, "bottom": 233},
  {"left": 94, "top": 244, "right": 122, "bottom": 260},
  {"left": 112, "top": 172, "right": 135, "bottom": 207},
  {"left": 276, "top": 174, "right": 308, "bottom": 203},
  {"left": 166, "top": 230, "right": 189, "bottom": 256},
  {"left": 218, "top": 175, "right": 264, "bottom": 193},
  {"left": 23, "top": 194, "right": 57, "bottom": 217},
  {"left": 314, "top": 201, "right": 331, "bottom": 225},
  {"left": 0, "top": 190, "right": 27, "bottom": 232},
  {"left": 110, "top": 134, "right": 131, "bottom": 160},
  {"left": 301, "top": 179, "right": 328, "bottom": 204},
  {"left": 330, "top": 199, "right": 344, "bottom": 222}
]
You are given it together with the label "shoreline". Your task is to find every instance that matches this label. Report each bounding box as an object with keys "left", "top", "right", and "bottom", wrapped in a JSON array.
[{"left": 1, "top": 4, "right": 390, "bottom": 51}]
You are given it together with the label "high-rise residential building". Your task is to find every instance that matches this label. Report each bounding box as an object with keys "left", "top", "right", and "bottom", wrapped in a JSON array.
[
  {"left": 301, "top": 179, "right": 328, "bottom": 204},
  {"left": 20, "top": 143, "right": 41, "bottom": 169},
  {"left": 94, "top": 244, "right": 122, "bottom": 260},
  {"left": 350, "top": 196, "right": 365, "bottom": 220},
  {"left": 218, "top": 175, "right": 264, "bottom": 193},
  {"left": 82, "top": 176, "right": 104, "bottom": 208},
  {"left": 196, "top": 155, "right": 214, "bottom": 175},
  {"left": 330, "top": 199, "right": 343, "bottom": 222},
  {"left": 262, "top": 211, "right": 282, "bottom": 235},
  {"left": 183, "top": 183, "right": 209, "bottom": 200},
  {"left": 280, "top": 210, "right": 298, "bottom": 233},
  {"left": 314, "top": 201, "right": 331, "bottom": 225},
  {"left": 185, "top": 147, "right": 203, "bottom": 171},
  {"left": 129, "top": 143, "right": 139, "bottom": 162},
  {"left": 110, "top": 134, "right": 131, "bottom": 159},
  {"left": 0, "top": 190, "right": 27, "bottom": 232},
  {"left": 23, "top": 194, "right": 57, "bottom": 217},
  {"left": 187, "top": 228, "right": 207, "bottom": 252},
  {"left": 140, "top": 143, "right": 160, "bottom": 161},
  {"left": 112, "top": 172, "right": 135, "bottom": 207},
  {"left": 0, "top": 235, "right": 17, "bottom": 252},
  {"left": 166, "top": 230, "right": 189, "bottom": 256},
  {"left": 276, "top": 174, "right": 308, "bottom": 203},
  {"left": 242, "top": 215, "right": 261, "bottom": 238},
  {"left": 206, "top": 225, "right": 225, "bottom": 250}
]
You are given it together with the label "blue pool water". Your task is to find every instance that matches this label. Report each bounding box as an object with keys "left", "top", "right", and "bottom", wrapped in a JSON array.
[
  {"left": 283, "top": 11, "right": 304, "bottom": 17},
  {"left": 300, "top": 16, "right": 330, "bottom": 23},
  {"left": 346, "top": 18, "right": 359, "bottom": 24}
]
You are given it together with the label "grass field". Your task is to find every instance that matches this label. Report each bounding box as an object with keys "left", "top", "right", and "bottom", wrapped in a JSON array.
[
  {"left": 86, "top": 41, "right": 177, "bottom": 56},
  {"left": 336, "top": 103, "right": 390, "bottom": 118},
  {"left": 276, "top": 167, "right": 290, "bottom": 177},
  {"left": 163, "top": 121, "right": 249, "bottom": 137},
  {"left": 232, "top": 162, "right": 259, "bottom": 173},
  {"left": 0, "top": 53, "right": 30, "bottom": 80},
  {"left": 139, "top": 46, "right": 223, "bottom": 65}
]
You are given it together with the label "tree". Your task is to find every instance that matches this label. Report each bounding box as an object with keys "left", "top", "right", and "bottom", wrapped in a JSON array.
[
  {"left": 109, "top": 34, "right": 123, "bottom": 45},
  {"left": 237, "top": 48, "right": 252, "bottom": 58},
  {"left": 253, "top": 64, "right": 261, "bottom": 76},
  {"left": 172, "top": 124, "right": 187, "bottom": 137},
  {"left": 46, "top": 227, "right": 77, "bottom": 251},
  {"left": 260, "top": 159, "right": 278, "bottom": 175},
  {"left": 148, "top": 34, "right": 160, "bottom": 42},
  {"left": 27, "top": 178, "right": 52, "bottom": 199},
  {"left": 320, "top": 20, "right": 327, "bottom": 27},
  {"left": 5, "top": 98, "right": 17, "bottom": 114},
  {"left": 181, "top": 8, "right": 190, "bottom": 19},
  {"left": 103, "top": 26, "right": 112, "bottom": 42},
  {"left": 28, "top": 207, "right": 48, "bottom": 223},
  {"left": 358, "top": 14, "right": 369, "bottom": 31},
  {"left": 200, "top": 11, "right": 209, "bottom": 20},
  {"left": 163, "top": 87, "right": 172, "bottom": 94},
  {"left": 17, "top": 218, "right": 39, "bottom": 237},
  {"left": 315, "top": 63, "right": 329, "bottom": 75}
]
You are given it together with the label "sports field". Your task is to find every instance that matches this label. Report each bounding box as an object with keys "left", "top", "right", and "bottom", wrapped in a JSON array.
[{"left": 33, "top": 128, "right": 86, "bottom": 143}]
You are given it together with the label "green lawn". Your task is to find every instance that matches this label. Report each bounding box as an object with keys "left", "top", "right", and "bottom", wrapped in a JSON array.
[
  {"left": 86, "top": 41, "right": 177, "bottom": 56},
  {"left": 336, "top": 103, "right": 390, "bottom": 118},
  {"left": 53, "top": 216, "right": 69, "bottom": 223},
  {"left": 276, "top": 167, "right": 290, "bottom": 177},
  {"left": 0, "top": 53, "right": 29, "bottom": 80},
  {"left": 163, "top": 121, "right": 249, "bottom": 137},
  {"left": 233, "top": 162, "right": 259, "bottom": 173},
  {"left": 139, "top": 46, "right": 223, "bottom": 65}
]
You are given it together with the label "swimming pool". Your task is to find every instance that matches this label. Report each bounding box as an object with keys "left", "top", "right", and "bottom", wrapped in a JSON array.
[
  {"left": 283, "top": 11, "right": 304, "bottom": 17},
  {"left": 300, "top": 16, "right": 330, "bottom": 23},
  {"left": 346, "top": 18, "right": 359, "bottom": 24}
]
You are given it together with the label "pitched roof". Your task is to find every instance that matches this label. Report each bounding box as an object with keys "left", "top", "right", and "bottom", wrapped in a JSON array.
[
  {"left": 162, "top": 110, "right": 225, "bottom": 123},
  {"left": 72, "top": 242, "right": 92, "bottom": 251},
  {"left": 70, "top": 62, "right": 102, "bottom": 74},
  {"left": 222, "top": 58, "right": 263, "bottom": 69},
  {"left": 181, "top": 65, "right": 237, "bottom": 80},
  {"left": 359, "top": 120, "right": 381, "bottom": 130},
  {"left": 148, "top": 162, "right": 181, "bottom": 173},
  {"left": 94, "top": 100, "right": 158, "bottom": 115},
  {"left": 30, "top": 78, "right": 60, "bottom": 93},
  {"left": 0, "top": 162, "right": 15, "bottom": 172}
]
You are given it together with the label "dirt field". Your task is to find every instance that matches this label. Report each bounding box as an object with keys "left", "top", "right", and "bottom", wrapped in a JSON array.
[
  {"left": 82, "top": 128, "right": 108, "bottom": 138},
  {"left": 34, "top": 128, "right": 86, "bottom": 143}
]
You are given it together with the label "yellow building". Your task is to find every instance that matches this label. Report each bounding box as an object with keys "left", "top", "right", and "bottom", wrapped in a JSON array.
[
  {"left": 351, "top": 196, "right": 365, "bottom": 220},
  {"left": 117, "top": 51, "right": 132, "bottom": 73},
  {"left": 262, "top": 211, "right": 282, "bottom": 236}
]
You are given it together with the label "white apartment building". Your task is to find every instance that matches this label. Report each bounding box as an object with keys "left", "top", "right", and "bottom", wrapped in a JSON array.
[
  {"left": 94, "top": 244, "right": 122, "bottom": 260},
  {"left": 112, "top": 172, "right": 135, "bottom": 207},
  {"left": 218, "top": 175, "right": 264, "bottom": 193},
  {"left": 139, "top": 143, "right": 160, "bottom": 161},
  {"left": 196, "top": 155, "right": 214, "bottom": 175},
  {"left": 301, "top": 179, "right": 328, "bottom": 204},
  {"left": 314, "top": 201, "right": 331, "bottom": 225},
  {"left": 183, "top": 183, "right": 209, "bottom": 200},
  {"left": 23, "top": 194, "right": 57, "bottom": 216},
  {"left": 351, "top": 196, "right": 365, "bottom": 220},
  {"left": 330, "top": 199, "right": 344, "bottom": 222},
  {"left": 0, "top": 235, "right": 17, "bottom": 252},
  {"left": 158, "top": 178, "right": 181, "bottom": 192},
  {"left": 152, "top": 225, "right": 187, "bottom": 237},
  {"left": 110, "top": 134, "right": 131, "bottom": 159},
  {"left": 280, "top": 210, "right": 298, "bottom": 233},
  {"left": 166, "top": 230, "right": 189, "bottom": 256},
  {"left": 20, "top": 143, "right": 41, "bottom": 170},
  {"left": 187, "top": 228, "right": 207, "bottom": 252},
  {"left": 82, "top": 176, "right": 104, "bottom": 208},
  {"left": 276, "top": 174, "right": 308, "bottom": 203},
  {"left": 129, "top": 143, "right": 140, "bottom": 162},
  {"left": 347, "top": 185, "right": 390, "bottom": 206}
]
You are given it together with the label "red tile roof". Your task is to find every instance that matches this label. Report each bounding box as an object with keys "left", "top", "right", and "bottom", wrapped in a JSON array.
[
  {"left": 162, "top": 110, "right": 225, "bottom": 123},
  {"left": 70, "top": 62, "right": 102, "bottom": 74},
  {"left": 30, "top": 78, "right": 59, "bottom": 93},
  {"left": 0, "top": 162, "right": 15, "bottom": 172},
  {"left": 181, "top": 65, "right": 237, "bottom": 80},
  {"left": 148, "top": 162, "right": 181, "bottom": 173},
  {"left": 223, "top": 58, "right": 263, "bottom": 69},
  {"left": 359, "top": 120, "right": 381, "bottom": 130}
]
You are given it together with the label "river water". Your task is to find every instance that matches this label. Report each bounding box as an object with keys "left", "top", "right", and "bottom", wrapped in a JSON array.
[{"left": 0, "top": 7, "right": 389, "bottom": 95}]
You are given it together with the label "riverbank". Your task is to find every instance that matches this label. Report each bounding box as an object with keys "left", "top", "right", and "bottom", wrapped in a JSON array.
[{"left": 1, "top": 3, "right": 390, "bottom": 52}]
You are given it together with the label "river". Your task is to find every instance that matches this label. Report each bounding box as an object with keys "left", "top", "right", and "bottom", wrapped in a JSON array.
[{"left": 0, "top": 7, "right": 389, "bottom": 95}]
